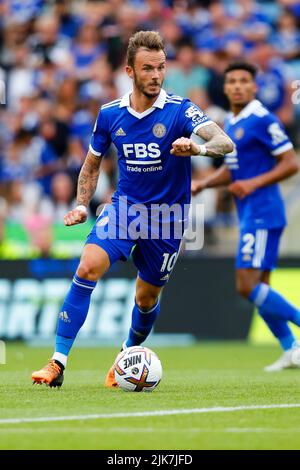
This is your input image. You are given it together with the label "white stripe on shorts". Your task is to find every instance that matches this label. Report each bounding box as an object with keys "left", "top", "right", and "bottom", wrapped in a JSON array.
[{"left": 252, "top": 229, "right": 268, "bottom": 269}]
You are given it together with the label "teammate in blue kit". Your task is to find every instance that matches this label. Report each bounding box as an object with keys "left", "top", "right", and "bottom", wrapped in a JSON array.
[
  {"left": 32, "top": 31, "right": 233, "bottom": 387},
  {"left": 192, "top": 62, "right": 300, "bottom": 371}
]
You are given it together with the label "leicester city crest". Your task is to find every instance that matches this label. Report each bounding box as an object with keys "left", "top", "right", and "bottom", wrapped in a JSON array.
[{"left": 152, "top": 123, "right": 166, "bottom": 138}]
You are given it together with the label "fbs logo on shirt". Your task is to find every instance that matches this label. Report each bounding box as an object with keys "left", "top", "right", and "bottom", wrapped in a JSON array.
[{"left": 123, "top": 143, "right": 161, "bottom": 160}]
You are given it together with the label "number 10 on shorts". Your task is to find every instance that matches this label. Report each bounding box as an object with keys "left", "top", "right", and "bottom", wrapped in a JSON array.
[{"left": 160, "top": 252, "right": 178, "bottom": 273}]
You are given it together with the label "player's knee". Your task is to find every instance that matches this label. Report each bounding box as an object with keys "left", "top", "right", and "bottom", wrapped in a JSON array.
[
  {"left": 236, "top": 280, "right": 253, "bottom": 299},
  {"left": 136, "top": 293, "right": 158, "bottom": 312},
  {"left": 77, "top": 261, "right": 100, "bottom": 281}
]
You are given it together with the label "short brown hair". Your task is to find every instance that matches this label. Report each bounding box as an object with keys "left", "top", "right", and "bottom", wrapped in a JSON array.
[{"left": 126, "top": 31, "right": 166, "bottom": 67}]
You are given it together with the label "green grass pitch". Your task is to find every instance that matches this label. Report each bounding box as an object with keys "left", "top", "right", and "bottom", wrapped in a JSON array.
[{"left": 1, "top": 342, "right": 300, "bottom": 450}]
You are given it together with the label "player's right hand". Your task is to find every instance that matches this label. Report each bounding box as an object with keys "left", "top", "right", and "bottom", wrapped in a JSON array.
[
  {"left": 191, "top": 180, "right": 206, "bottom": 196},
  {"left": 64, "top": 206, "right": 88, "bottom": 226}
]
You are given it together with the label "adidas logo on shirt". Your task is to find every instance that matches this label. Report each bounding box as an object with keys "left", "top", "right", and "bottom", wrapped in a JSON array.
[{"left": 115, "top": 127, "right": 126, "bottom": 136}]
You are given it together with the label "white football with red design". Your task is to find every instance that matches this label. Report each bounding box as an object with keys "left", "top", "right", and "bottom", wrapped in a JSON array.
[{"left": 114, "top": 346, "right": 162, "bottom": 392}]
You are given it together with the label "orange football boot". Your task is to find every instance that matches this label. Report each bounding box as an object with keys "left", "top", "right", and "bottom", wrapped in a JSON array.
[
  {"left": 104, "top": 349, "right": 127, "bottom": 387},
  {"left": 32, "top": 359, "right": 64, "bottom": 388},
  {"left": 104, "top": 364, "right": 119, "bottom": 387}
]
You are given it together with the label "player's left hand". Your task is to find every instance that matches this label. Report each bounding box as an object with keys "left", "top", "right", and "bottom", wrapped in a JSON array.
[
  {"left": 171, "top": 138, "right": 200, "bottom": 157},
  {"left": 228, "top": 180, "right": 257, "bottom": 199}
]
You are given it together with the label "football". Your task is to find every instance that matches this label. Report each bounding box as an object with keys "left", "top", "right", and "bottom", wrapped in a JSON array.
[{"left": 114, "top": 346, "right": 162, "bottom": 392}]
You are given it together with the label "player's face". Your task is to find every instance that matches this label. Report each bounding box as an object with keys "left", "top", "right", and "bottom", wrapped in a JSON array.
[
  {"left": 127, "top": 48, "right": 166, "bottom": 98},
  {"left": 224, "top": 70, "right": 257, "bottom": 107}
]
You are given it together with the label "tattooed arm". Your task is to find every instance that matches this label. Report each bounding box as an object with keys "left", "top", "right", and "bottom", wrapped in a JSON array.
[
  {"left": 171, "top": 123, "right": 234, "bottom": 158},
  {"left": 77, "top": 150, "right": 102, "bottom": 206},
  {"left": 196, "top": 122, "right": 234, "bottom": 157},
  {"left": 64, "top": 151, "right": 102, "bottom": 226}
]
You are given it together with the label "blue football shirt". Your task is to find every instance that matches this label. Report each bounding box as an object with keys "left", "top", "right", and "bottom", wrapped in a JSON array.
[
  {"left": 224, "top": 99, "right": 293, "bottom": 229},
  {"left": 89, "top": 89, "right": 211, "bottom": 209}
]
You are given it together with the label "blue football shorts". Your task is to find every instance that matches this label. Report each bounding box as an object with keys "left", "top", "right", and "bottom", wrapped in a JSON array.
[
  {"left": 85, "top": 202, "right": 186, "bottom": 287},
  {"left": 236, "top": 226, "right": 284, "bottom": 271}
]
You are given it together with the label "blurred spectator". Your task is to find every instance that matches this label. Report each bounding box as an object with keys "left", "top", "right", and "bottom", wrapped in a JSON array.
[
  {"left": 67, "top": 81, "right": 109, "bottom": 176},
  {"left": 174, "top": 0, "right": 210, "bottom": 40},
  {"left": 33, "top": 56, "right": 62, "bottom": 101},
  {"left": 8, "top": 0, "right": 44, "bottom": 22},
  {"left": 139, "top": 0, "right": 172, "bottom": 30},
  {"left": 39, "top": 116, "right": 69, "bottom": 161},
  {"left": 0, "top": 176, "right": 41, "bottom": 225},
  {"left": 71, "top": 21, "right": 106, "bottom": 81},
  {"left": 271, "top": 9, "right": 300, "bottom": 61},
  {"left": 206, "top": 50, "right": 231, "bottom": 110},
  {"left": 164, "top": 40, "right": 210, "bottom": 97},
  {"left": 3, "top": 126, "right": 61, "bottom": 195},
  {"left": 25, "top": 213, "right": 53, "bottom": 258},
  {"left": 159, "top": 19, "right": 182, "bottom": 61},
  {"left": 114, "top": 58, "right": 133, "bottom": 95},
  {"left": 7, "top": 45, "right": 35, "bottom": 109},
  {"left": 195, "top": 2, "right": 243, "bottom": 64},
  {"left": 279, "top": 0, "right": 300, "bottom": 19},
  {"left": 55, "top": 77, "right": 78, "bottom": 122},
  {"left": 68, "top": 99, "right": 96, "bottom": 172},
  {"left": 1, "top": 134, "right": 29, "bottom": 184},
  {"left": 251, "top": 42, "right": 294, "bottom": 128},
  {"left": 230, "top": 0, "right": 271, "bottom": 49},
  {"left": 39, "top": 172, "right": 76, "bottom": 223},
  {"left": 99, "top": 0, "right": 133, "bottom": 70},
  {"left": 31, "top": 127, "right": 61, "bottom": 194},
  {"left": 29, "top": 14, "right": 72, "bottom": 68},
  {"left": 53, "top": 0, "right": 82, "bottom": 40}
]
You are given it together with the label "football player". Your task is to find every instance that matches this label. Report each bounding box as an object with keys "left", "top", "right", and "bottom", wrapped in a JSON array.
[
  {"left": 192, "top": 62, "right": 300, "bottom": 371},
  {"left": 32, "top": 31, "right": 233, "bottom": 387}
]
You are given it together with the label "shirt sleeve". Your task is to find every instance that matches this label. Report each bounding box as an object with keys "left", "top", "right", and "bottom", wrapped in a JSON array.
[
  {"left": 89, "top": 109, "right": 111, "bottom": 157},
  {"left": 256, "top": 113, "right": 293, "bottom": 156},
  {"left": 179, "top": 100, "right": 213, "bottom": 137}
]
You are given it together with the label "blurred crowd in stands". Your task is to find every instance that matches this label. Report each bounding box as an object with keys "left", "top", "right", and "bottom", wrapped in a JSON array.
[{"left": 0, "top": 0, "right": 299, "bottom": 257}]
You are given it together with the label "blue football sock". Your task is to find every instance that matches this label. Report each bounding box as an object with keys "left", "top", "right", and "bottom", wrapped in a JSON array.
[
  {"left": 258, "top": 307, "right": 296, "bottom": 351},
  {"left": 55, "top": 274, "right": 96, "bottom": 357},
  {"left": 249, "top": 283, "right": 300, "bottom": 326},
  {"left": 125, "top": 300, "right": 160, "bottom": 347}
]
